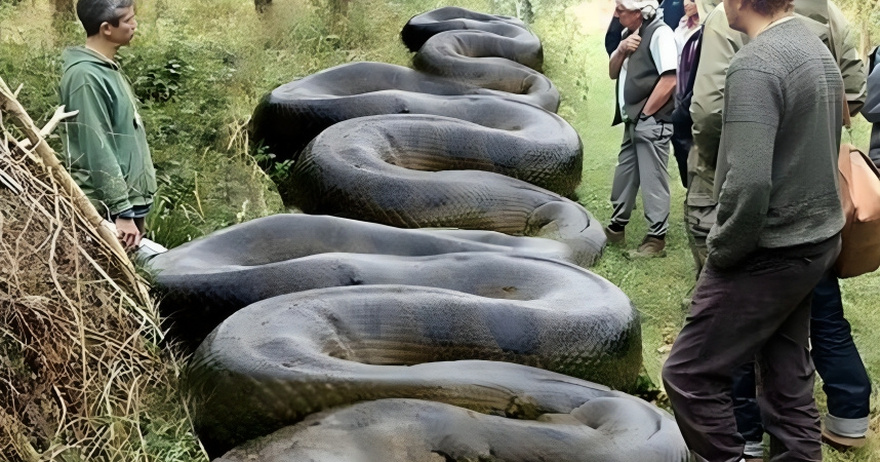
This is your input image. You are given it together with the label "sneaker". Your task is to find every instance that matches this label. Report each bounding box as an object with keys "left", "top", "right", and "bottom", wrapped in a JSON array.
[
  {"left": 821, "top": 427, "right": 867, "bottom": 450},
  {"left": 743, "top": 439, "right": 763, "bottom": 461},
  {"left": 627, "top": 236, "right": 666, "bottom": 258},
  {"left": 603, "top": 225, "right": 625, "bottom": 245}
]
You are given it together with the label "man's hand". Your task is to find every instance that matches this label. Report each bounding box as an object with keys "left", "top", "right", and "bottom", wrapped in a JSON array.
[
  {"left": 115, "top": 217, "right": 142, "bottom": 250},
  {"left": 617, "top": 31, "right": 641, "bottom": 56}
]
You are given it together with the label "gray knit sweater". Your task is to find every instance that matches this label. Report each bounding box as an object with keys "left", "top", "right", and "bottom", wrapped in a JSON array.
[{"left": 707, "top": 18, "right": 845, "bottom": 269}]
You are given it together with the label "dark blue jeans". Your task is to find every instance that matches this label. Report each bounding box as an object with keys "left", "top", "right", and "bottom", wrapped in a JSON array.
[{"left": 733, "top": 271, "right": 871, "bottom": 442}]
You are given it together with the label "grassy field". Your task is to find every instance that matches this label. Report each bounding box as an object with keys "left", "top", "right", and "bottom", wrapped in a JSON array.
[{"left": 0, "top": 0, "right": 877, "bottom": 460}]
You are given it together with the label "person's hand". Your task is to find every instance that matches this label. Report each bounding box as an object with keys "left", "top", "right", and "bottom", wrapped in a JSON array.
[
  {"left": 617, "top": 31, "right": 641, "bottom": 56},
  {"left": 115, "top": 217, "right": 142, "bottom": 250}
]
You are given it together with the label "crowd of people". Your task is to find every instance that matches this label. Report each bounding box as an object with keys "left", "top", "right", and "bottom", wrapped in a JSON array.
[
  {"left": 57, "top": 0, "right": 876, "bottom": 461},
  {"left": 607, "top": 0, "right": 877, "bottom": 460}
]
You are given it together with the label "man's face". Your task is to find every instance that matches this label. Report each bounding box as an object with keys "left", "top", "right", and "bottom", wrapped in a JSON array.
[
  {"left": 614, "top": 3, "right": 643, "bottom": 32},
  {"left": 105, "top": 6, "right": 137, "bottom": 47}
]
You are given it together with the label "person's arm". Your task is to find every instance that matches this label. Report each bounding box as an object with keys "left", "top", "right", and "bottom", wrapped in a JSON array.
[
  {"left": 828, "top": 2, "right": 866, "bottom": 116},
  {"left": 689, "top": 7, "right": 742, "bottom": 165},
  {"left": 610, "top": 32, "right": 641, "bottom": 79},
  {"left": 65, "top": 78, "right": 134, "bottom": 216},
  {"left": 705, "top": 67, "right": 780, "bottom": 269},
  {"left": 644, "top": 73, "right": 676, "bottom": 116},
  {"left": 115, "top": 217, "right": 141, "bottom": 249}
]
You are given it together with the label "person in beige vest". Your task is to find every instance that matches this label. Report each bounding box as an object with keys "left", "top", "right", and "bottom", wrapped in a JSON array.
[{"left": 605, "top": 0, "right": 678, "bottom": 258}]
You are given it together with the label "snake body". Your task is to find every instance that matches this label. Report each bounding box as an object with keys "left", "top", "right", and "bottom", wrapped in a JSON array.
[
  {"left": 250, "top": 7, "right": 606, "bottom": 266},
  {"left": 151, "top": 8, "right": 697, "bottom": 460},
  {"left": 187, "top": 251, "right": 642, "bottom": 450},
  {"left": 147, "top": 213, "right": 693, "bottom": 459},
  {"left": 150, "top": 214, "right": 574, "bottom": 348},
  {"left": 215, "top": 398, "right": 691, "bottom": 462}
]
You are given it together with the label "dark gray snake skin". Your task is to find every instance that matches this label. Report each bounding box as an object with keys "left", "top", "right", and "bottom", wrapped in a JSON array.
[
  {"left": 215, "top": 398, "right": 690, "bottom": 462},
  {"left": 148, "top": 214, "right": 693, "bottom": 460},
  {"left": 250, "top": 6, "right": 606, "bottom": 267},
  {"left": 150, "top": 213, "right": 575, "bottom": 349},
  {"left": 150, "top": 7, "right": 697, "bottom": 461}
]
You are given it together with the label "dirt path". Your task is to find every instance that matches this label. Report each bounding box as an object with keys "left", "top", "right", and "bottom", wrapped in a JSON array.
[{"left": 570, "top": 0, "right": 615, "bottom": 36}]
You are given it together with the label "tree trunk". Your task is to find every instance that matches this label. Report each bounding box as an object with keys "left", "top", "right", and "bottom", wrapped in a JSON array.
[{"left": 860, "top": 20, "right": 871, "bottom": 62}]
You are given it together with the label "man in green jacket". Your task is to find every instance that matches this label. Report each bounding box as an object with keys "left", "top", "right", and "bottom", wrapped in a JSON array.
[{"left": 60, "top": 0, "right": 156, "bottom": 250}]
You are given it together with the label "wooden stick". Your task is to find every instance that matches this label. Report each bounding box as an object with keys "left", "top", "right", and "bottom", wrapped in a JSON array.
[
  {"left": 18, "top": 105, "right": 79, "bottom": 149},
  {"left": 0, "top": 76, "right": 151, "bottom": 307}
]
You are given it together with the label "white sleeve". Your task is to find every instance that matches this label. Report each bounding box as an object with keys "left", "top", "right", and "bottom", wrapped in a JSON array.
[{"left": 650, "top": 26, "right": 678, "bottom": 75}]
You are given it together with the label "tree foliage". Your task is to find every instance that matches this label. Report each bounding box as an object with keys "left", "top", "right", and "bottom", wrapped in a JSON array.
[{"left": 836, "top": 0, "right": 880, "bottom": 59}]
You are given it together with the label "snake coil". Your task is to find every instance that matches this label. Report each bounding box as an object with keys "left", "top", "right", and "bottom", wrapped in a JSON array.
[
  {"left": 251, "top": 6, "right": 606, "bottom": 267},
  {"left": 149, "top": 8, "right": 696, "bottom": 461}
]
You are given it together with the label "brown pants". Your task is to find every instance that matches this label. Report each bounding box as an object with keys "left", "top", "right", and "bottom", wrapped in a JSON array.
[{"left": 662, "top": 235, "right": 840, "bottom": 462}]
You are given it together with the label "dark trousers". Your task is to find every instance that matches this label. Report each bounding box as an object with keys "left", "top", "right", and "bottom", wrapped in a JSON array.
[
  {"left": 733, "top": 271, "right": 872, "bottom": 442},
  {"left": 671, "top": 121, "right": 691, "bottom": 188},
  {"left": 662, "top": 236, "right": 840, "bottom": 462}
]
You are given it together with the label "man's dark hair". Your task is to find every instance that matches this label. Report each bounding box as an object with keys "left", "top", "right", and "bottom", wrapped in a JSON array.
[
  {"left": 76, "top": 0, "right": 134, "bottom": 37},
  {"left": 746, "top": 0, "right": 794, "bottom": 16}
]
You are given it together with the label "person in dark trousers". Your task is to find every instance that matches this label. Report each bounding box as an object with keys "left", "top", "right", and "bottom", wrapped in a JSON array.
[
  {"left": 686, "top": 0, "right": 871, "bottom": 454},
  {"left": 60, "top": 0, "right": 156, "bottom": 250},
  {"left": 661, "top": 0, "right": 846, "bottom": 460}
]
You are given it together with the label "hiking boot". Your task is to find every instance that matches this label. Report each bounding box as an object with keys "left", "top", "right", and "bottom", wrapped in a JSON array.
[
  {"left": 627, "top": 236, "right": 666, "bottom": 258},
  {"left": 821, "top": 427, "right": 867, "bottom": 450},
  {"left": 603, "top": 225, "right": 625, "bottom": 245}
]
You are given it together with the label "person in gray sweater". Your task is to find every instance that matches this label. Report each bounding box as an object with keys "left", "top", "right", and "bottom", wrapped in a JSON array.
[{"left": 661, "top": 0, "right": 845, "bottom": 459}]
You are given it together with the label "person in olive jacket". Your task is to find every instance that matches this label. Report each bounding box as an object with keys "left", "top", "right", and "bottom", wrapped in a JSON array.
[{"left": 60, "top": 0, "right": 156, "bottom": 250}]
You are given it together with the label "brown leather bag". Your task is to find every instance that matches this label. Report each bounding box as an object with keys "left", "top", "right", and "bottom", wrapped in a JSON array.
[{"left": 835, "top": 143, "right": 880, "bottom": 278}]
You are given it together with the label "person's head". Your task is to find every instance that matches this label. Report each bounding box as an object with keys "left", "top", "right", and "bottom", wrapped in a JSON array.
[
  {"left": 76, "top": 0, "right": 136, "bottom": 39},
  {"left": 723, "top": 0, "right": 793, "bottom": 34},
  {"left": 614, "top": 0, "right": 659, "bottom": 32}
]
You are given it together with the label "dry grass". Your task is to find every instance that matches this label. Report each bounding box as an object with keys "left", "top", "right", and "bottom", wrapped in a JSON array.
[{"left": 0, "top": 85, "right": 206, "bottom": 461}]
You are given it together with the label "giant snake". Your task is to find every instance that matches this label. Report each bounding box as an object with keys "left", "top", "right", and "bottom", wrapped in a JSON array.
[
  {"left": 150, "top": 215, "right": 691, "bottom": 460},
  {"left": 149, "top": 7, "right": 695, "bottom": 461},
  {"left": 251, "top": 6, "right": 606, "bottom": 267}
]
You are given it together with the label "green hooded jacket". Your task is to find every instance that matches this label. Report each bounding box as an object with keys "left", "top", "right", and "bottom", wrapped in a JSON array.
[{"left": 60, "top": 46, "right": 157, "bottom": 217}]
